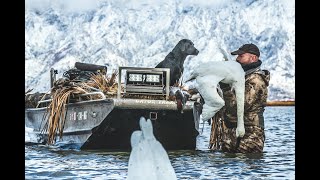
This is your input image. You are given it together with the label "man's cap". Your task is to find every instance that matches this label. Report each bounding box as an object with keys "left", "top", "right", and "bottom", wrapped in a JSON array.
[{"left": 231, "top": 43, "right": 260, "bottom": 57}]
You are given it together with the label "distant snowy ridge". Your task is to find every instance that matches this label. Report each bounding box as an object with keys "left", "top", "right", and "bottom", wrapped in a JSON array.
[{"left": 25, "top": 0, "right": 295, "bottom": 101}]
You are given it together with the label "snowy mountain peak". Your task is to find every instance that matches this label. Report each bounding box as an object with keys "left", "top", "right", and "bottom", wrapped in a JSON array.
[{"left": 25, "top": 0, "right": 295, "bottom": 101}]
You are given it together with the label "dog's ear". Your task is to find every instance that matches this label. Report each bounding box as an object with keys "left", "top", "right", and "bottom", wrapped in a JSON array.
[
  {"left": 180, "top": 39, "right": 193, "bottom": 52},
  {"left": 180, "top": 42, "right": 187, "bottom": 52}
]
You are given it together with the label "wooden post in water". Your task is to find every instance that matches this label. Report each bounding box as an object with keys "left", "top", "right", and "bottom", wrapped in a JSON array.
[{"left": 266, "top": 101, "right": 295, "bottom": 106}]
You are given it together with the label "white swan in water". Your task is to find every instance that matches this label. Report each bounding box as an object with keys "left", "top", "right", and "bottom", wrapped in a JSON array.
[
  {"left": 187, "top": 60, "right": 245, "bottom": 138},
  {"left": 127, "top": 117, "right": 177, "bottom": 180}
]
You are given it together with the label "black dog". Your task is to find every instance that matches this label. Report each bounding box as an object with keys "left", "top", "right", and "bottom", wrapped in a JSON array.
[{"left": 155, "top": 39, "right": 199, "bottom": 86}]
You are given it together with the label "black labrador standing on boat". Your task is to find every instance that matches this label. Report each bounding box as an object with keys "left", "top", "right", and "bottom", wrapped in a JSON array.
[
  {"left": 155, "top": 39, "right": 199, "bottom": 86},
  {"left": 155, "top": 39, "right": 199, "bottom": 112}
]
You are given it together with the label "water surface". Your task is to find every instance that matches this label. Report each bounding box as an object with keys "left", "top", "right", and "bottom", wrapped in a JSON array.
[{"left": 25, "top": 106, "right": 295, "bottom": 179}]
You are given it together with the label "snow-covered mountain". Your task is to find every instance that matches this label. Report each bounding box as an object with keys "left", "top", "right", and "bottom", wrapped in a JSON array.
[{"left": 25, "top": 0, "right": 295, "bottom": 101}]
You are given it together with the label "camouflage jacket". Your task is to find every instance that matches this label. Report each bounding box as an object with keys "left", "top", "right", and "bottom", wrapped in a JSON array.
[{"left": 220, "top": 67, "right": 270, "bottom": 129}]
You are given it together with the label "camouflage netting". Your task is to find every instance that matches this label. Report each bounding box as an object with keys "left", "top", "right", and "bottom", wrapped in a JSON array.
[{"left": 25, "top": 91, "right": 51, "bottom": 108}]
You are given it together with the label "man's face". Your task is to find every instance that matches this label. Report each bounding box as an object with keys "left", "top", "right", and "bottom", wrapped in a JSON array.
[{"left": 236, "top": 53, "right": 257, "bottom": 64}]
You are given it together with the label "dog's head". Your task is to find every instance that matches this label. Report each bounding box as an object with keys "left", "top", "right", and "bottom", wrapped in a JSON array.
[{"left": 178, "top": 39, "right": 199, "bottom": 56}]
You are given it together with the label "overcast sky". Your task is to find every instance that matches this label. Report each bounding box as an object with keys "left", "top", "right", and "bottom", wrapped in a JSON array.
[{"left": 26, "top": 0, "right": 276, "bottom": 12}]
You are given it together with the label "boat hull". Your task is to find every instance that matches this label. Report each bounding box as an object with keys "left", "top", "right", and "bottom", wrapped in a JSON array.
[{"left": 25, "top": 98, "right": 199, "bottom": 150}]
